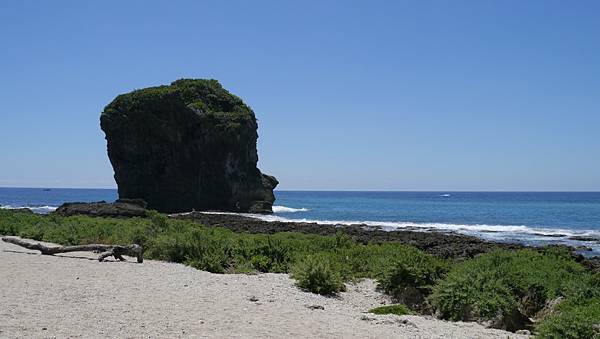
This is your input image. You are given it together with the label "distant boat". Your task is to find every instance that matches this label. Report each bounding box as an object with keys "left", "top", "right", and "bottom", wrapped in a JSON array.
[
  {"left": 42, "top": 189, "right": 51, "bottom": 191},
  {"left": 440, "top": 194, "right": 451, "bottom": 197}
]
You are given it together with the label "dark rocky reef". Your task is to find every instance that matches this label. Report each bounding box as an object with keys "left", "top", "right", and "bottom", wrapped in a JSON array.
[
  {"left": 100, "top": 79, "right": 278, "bottom": 213},
  {"left": 53, "top": 199, "right": 148, "bottom": 218}
]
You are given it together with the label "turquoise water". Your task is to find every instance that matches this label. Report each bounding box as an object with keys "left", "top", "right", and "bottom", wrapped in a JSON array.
[
  {"left": 267, "top": 191, "right": 600, "bottom": 255},
  {"left": 1, "top": 188, "right": 599, "bottom": 254}
]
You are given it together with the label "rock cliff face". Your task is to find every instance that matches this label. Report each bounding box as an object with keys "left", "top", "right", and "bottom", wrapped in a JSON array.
[{"left": 100, "top": 79, "right": 278, "bottom": 213}]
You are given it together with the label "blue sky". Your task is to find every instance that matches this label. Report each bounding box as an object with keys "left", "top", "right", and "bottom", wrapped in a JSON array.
[{"left": 0, "top": 1, "right": 599, "bottom": 190}]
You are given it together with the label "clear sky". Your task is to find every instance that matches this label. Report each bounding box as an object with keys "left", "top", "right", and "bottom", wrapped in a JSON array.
[{"left": 1, "top": 1, "right": 599, "bottom": 191}]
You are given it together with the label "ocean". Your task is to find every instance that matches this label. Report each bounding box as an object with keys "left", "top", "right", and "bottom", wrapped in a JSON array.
[{"left": 1, "top": 188, "right": 599, "bottom": 255}]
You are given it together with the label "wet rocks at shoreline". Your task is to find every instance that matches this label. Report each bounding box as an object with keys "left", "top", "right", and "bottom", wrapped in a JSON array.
[{"left": 53, "top": 199, "right": 148, "bottom": 218}]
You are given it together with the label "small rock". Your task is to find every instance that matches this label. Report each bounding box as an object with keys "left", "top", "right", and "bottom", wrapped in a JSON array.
[
  {"left": 249, "top": 296, "right": 259, "bottom": 302},
  {"left": 42, "top": 328, "right": 47, "bottom": 331},
  {"left": 306, "top": 305, "right": 324, "bottom": 310},
  {"left": 516, "top": 329, "right": 531, "bottom": 335},
  {"left": 392, "top": 318, "right": 417, "bottom": 327}
]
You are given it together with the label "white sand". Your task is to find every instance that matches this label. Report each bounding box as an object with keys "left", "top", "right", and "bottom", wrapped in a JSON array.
[{"left": 0, "top": 238, "right": 528, "bottom": 338}]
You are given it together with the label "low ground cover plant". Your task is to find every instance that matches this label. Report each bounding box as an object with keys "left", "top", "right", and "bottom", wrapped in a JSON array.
[
  {"left": 291, "top": 254, "right": 346, "bottom": 295},
  {"left": 368, "top": 304, "right": 412, "bottom": 316}
]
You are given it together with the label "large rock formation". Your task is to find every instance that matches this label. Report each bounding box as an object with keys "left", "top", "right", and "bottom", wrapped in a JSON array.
[{"left": 100, "top": 79, "right": 278, "bottom": 213}]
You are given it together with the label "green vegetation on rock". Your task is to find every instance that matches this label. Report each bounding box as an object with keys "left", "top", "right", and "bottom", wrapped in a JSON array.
[{"left": 104, "top": 79, "right": 253, "bottom": 119}]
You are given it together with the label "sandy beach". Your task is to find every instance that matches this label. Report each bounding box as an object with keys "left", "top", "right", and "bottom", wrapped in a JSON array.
[{"left": 0, "top": 238, "right": 528, "bottom": 338}]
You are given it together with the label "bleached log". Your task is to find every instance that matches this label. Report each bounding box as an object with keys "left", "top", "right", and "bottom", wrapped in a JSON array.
[{"left": 1, "top": 237, "right": 143, "bottom": 263}]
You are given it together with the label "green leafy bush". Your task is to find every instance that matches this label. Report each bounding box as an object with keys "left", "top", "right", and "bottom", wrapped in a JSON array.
[
  {"left": 376, "top": 248, "right": 448, "bottom": 308},
  {"left": 291, "top": 254, "right": 346, "bottom": 295},
  {"left": 536, "top": 297, "right": 600, "bottom": 339},
  {"left": 368, "top": 304, "right": 413, "bottom": 316},
  {"left": 147, "top": 227, "right": 236, "bottom": 273},
  {"left": 147, "top": 209, "right": 169, "bottom": 233},
  {"left": 430, "top": 249, "right": 590, "bottom": 323}
]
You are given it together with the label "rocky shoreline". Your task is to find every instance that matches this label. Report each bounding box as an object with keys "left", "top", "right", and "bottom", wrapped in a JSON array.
[{"left": 171, "top": 212, "right": 600, "bottom": 271}]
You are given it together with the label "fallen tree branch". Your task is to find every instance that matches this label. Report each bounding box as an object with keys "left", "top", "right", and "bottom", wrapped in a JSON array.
[{"left": 1, "top": 237, "right": 143, "bottom": 263}]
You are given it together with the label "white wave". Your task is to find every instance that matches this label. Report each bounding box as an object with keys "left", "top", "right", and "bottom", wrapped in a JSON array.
[
  {"left": 30, "top": 206, "right": 58, "bottom": 214},
  {"left": 202, "top": 211, "right": 600, "bottom": 240},
  {"left": 1, "top": 205, "right": 58, "bottom": 214},
  {"left": 440, "top": 194, "right": 451, "bottom": 197},
  {"left": 272, "top": 205, "right": 309, "bottom": 213}
]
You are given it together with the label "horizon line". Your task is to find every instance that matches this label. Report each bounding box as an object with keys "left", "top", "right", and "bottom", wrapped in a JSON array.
[{"left": 0, "top": 186, "right": 599, "bottom": 193}]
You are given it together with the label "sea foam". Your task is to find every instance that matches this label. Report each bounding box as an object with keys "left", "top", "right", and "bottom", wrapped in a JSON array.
[
  {"left": 203, "top": 211, "right": 600, "bottom": 241},
  {"left": 1, "top": 205, "right": 58, "bottom": 214},
  {"left": 272, "top": 205, "right": 309, "bottom": 213}
]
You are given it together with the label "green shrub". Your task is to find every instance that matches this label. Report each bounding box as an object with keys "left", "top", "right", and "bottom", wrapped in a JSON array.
[
  {"left": 250, "top": 255, "right": 271, "bottom": 272},
  {"left": 368, "top": 304, "right": 413, "bottom": 316},
  {"left": 147, "top": 227, "right": 236, "bottom": 273},
  {"left": 248, "top": 236, "right": 291, "bottom": 272},
  {"left": 147, "top": 209, "right": 168, "bottom": 233},
  {"left": 430, "top": 250, "right": 589, "bottom": 322},
  {"left": 376, "top": 248, "right": 448, "bottom": 308},
  {"left": 536, "top": 297, "right": 600, "bottom": 339},
  {"left": 292, "top": 254, "right": 346, "bottom": 296}
]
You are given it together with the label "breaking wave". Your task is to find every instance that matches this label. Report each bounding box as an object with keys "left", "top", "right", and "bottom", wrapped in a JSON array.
[
  {"left": 203, "top": 211, "right": 600, "bottom": 242},
  {"left": 272, "top": 205, "right": 309, "bottom": 213},
  {"left": 1, "top": 205, "right": 58, "bottom": 214}
]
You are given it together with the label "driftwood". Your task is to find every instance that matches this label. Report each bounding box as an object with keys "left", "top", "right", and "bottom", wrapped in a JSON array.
[{"left": 1, "top": 237, "right": 143, "bottom": 263}]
